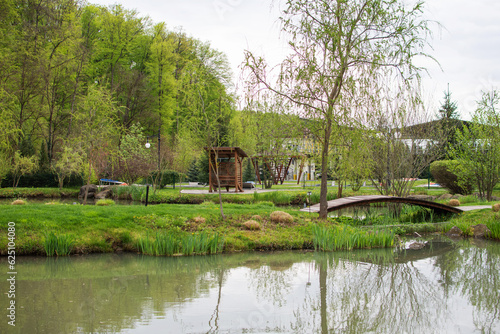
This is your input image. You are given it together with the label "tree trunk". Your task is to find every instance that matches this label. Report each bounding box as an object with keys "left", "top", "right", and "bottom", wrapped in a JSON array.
[
  {"left": 319, "top": 121, "right": 332, "bottom": 219},
  {"left": 83, "top": 162, "right": 92, "bottom": 205}
]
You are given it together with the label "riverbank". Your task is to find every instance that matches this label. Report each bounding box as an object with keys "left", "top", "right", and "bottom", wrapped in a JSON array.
[{"left": 0, "top": 201, "right": 499, "bottom": 256}]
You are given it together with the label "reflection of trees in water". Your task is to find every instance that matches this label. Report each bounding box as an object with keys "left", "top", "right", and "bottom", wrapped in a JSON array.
[
  {"left": 292, "top": 253, "right": 448, "bottom": 334},
  {"left": 434, "top": 240, "right": 500, "bottom": 333},
  {"left": 246, "top": 259, "right": 299, "bottom": 307}
]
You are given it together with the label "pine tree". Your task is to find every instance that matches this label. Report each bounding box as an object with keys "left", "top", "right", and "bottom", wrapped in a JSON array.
[
  {"left": 187, "top": 158, "right": 199, "bottom": 182},
  {"left": 438, "top": 85, "right": 460, "bottom": 158},
  {"left": 243, "top": 159, "right": 255, "bottom": 182},
  {"left": 438, "top": 86, "right": 459, "bottom": 120}
]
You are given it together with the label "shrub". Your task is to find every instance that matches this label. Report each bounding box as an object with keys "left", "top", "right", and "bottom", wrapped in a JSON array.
[
  {"left": 192, "top": 216, "right": 206, "bottom": 224},
  {"left": 251, "top": 215, "right": 263, "bottom": 221},
  {"left": 270, "top": 211, "right": 294, "bottom": 224},
  {"left": 11, "top": 199, "right": 27, "bottom": 205},
  {"left": 448, "top": 199, "right": 460, "bottom": 207},
  {"left": 492, "top": 203, "right": 500, "bottom": 212},
  {"left": 243, "top": 220, "right": 261, "bottom": 230},
  {"left": 95, "top": 199, "right": 115, "bottom": 206},
  {"left": 430, "top": 160, "right": 474, "bottom": 195}
]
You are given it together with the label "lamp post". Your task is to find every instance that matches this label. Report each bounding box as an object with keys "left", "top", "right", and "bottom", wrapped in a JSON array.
[
  {"left": 144, "top": 126, "right": 161, "bottom": 207},
  {"left": 145, "top": 126, "right": 161, "bottom": 171}
]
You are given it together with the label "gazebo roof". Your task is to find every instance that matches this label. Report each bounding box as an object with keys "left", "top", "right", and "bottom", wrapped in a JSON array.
[{"left": 204, "top": 147, "right": 248, "bottom": 158}]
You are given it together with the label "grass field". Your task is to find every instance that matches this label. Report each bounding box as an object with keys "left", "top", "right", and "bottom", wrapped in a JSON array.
[{"left": 1, "top": 181, "right": 500, "bottom": 257}]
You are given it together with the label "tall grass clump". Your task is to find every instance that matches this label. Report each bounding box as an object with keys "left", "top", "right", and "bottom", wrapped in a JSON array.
[
  {"left": 137, "top": 231, "right": 224, "bottom": 256},
  {"left": 95, "top": 199, "right": 115, "bottom": 206},
  {"left": 486, "top": 220, "right": 500, "bottom": 239},
  {"left": 43, "top": 232, "right": 74, "bottom": 256},
  {"left": 312, "top": 225, "right": 394, "bottom": 251},
  {"left": 115, "top": 185, "right": 144, "bottom": 201}
]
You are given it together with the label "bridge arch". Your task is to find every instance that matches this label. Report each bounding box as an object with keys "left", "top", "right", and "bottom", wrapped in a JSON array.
[{"left": 300, "top": 195, "right": 462, "bottom": 214}]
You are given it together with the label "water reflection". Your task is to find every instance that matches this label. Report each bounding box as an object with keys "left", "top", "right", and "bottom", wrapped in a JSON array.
[{"left": 0, "top": 239, "right": 499, "bottom": 333}]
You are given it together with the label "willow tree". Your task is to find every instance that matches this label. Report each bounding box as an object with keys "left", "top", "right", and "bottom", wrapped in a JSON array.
[{"left": 244, "top": 0, "right": 434, "bottom": 218}]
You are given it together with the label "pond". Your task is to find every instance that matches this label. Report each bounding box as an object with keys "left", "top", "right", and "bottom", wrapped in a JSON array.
[{"left": 1, "top": 237, "right": 499, "bottom": 333}]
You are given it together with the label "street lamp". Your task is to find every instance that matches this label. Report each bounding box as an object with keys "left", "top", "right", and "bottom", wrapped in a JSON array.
[
  {"left": 145, "top": 126, "right": 161, "bottom": 171},
  {"left": 144, "top": 126, "right": 161, "bottom": 207}
]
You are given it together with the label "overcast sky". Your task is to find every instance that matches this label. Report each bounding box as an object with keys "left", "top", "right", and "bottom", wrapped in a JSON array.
[{"left": 91, "top": 0, "right": 500, "bottom": 120}]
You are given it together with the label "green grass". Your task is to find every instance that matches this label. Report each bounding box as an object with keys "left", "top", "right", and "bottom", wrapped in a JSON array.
[
  {"left": 2, "top": 183, "right": 500, "bottom": 257},
  {"left": 95, "top": 198, "right": 115, "bottom": 206},
  {"left": 43, "top": 232, "right": 74, "bottom": 256},
  {"left": 312, "top": 224, "right": 395, "bottom": 251}
]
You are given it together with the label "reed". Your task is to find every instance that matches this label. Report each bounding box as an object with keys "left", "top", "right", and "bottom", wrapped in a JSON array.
[
  {"left": 312, "top": 225, "right": 394, "bottom": 251},
  {"left": 137, "top": 231, "right": 224, "bottom": 256},
  {"left": 43, "top": 232, "right": 74, "bottom": 256},
  {"left": 486, "top": 220, "right": 500, "bottom": 239}
]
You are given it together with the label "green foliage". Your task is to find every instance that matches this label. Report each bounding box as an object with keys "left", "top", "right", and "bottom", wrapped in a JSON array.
[
  {"left": 1, "top": 171, "right": 83, "bottom": 188},
  {"left": 187, "top": 158, "right": 200, "bottom": 182},
  {"left": 430, "top": 160, "right": 474, "bottom": 195},
  {"left": 150, "top": 170, "right": 187, "bottom": 188},
  {"left": 312, "top": 225, "right": 395, "bottom": 251},
  {"left": 116, "top": 123, "right": 154, "bottom": 185},
  {"left": 137, "top": 231, "right": 223, "bottom": 256},
  {"left": 196, "top": 153, "right": 209, "bottom": 184},
  {"left": 43, "top": 232, "right": 74, "bottom": 256},
  {"left": 52, "top": 146, "right": 84, "bottom": 189},
  {"left": 95, "top": 199, "right": 115, "bottom": 206},
  {"left": 11, "top": 151, "right": 38, "bottom": 188},
  {"left": 451, "top": 90, "right": 500, "bottom": 200},
  {"left": 245, "top": 0, "right": 434, "bottom": 217},
  {"left": 243, "top": 159, "right": 255, "bottom": 182}
]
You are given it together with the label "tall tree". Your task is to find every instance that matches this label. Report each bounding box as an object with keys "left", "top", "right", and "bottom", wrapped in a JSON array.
[
  {"left": 437, "top": 85, "right": 460, "bottom": 158},
  {"left": 245, "top": 0, "right": 434, "bottom": 218},
  {"left": 74, "top": 85, "right": 120, "bottom": 203}
]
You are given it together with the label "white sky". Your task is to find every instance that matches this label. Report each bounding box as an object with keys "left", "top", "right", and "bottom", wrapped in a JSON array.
[{"left": 90, "top": 0, "right": 500, "bottom": 120}]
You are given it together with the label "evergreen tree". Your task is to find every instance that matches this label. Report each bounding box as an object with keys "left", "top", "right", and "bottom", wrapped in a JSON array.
[
  {"left": 196, "top": 153, "right": 209, "bottom": 184},
  {"left": 242, "top": 159, "right": 255, "bottom": 182},
  {"left": 187, "top": 158, "right": 199, "bottom": 182},
  {"left": 438, "top": 86, "right": 460, "bottom": 158}
]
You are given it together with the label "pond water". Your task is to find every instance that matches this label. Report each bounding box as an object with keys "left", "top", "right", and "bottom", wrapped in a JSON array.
[{"left": 1, "top": 237, "right": 499, "bottom": 334}]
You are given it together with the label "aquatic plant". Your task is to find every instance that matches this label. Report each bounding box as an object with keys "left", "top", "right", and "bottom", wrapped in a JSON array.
[
  {"left": 95, "top": 199, "right": 115, "bottom": 206},
  {"left": 312, "top": 225, "right": 394, "bottom": 251},
  {"left": 137, "top": 231, "right": 224, "bottom": 256},
  {"left": 43, "top": 232, "right": 74, "bottom": 256}
]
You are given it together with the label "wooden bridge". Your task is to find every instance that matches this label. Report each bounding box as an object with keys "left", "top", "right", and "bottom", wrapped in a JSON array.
[{"left": 300, "top": 195, "right": 463, "bottom": 214}]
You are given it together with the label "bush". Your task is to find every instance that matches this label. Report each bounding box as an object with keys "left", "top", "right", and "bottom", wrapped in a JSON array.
[
  {"left": 430, "top": 160, "right": 474, "bottom": 195},
  {"left": 492, "top": 203, "right": 500, "bottom": 212},
  {"left": 95, "top": 199, "right": 115, "bottom": 206},
  {"left": 448, "top": 199, "right": 460, "bottom": 207},
  {"left": 243, "top": 220, "right": 261, "bottom": 230},
  {"left": 270, "top": 211, "right": 294, "bottom": 224},
  {"left": 1, "top": 171, "right": 83, "bottom": 188},
  {"left": 11, "top": 199, "right": 27, "bottom": 205}
]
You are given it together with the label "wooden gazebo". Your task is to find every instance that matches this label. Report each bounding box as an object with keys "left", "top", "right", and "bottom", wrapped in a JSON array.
[{"left": 205, "top": 147, "right": 248, "bottom": 192}]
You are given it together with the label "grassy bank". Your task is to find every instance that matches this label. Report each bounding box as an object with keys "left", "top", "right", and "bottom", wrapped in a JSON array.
[
  {"left": 0, "top": 201, "right": 398, "bottom": 256},
  {"left": 0, "top": 200, "right": 499, "bottom": 257}
]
